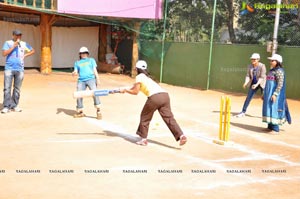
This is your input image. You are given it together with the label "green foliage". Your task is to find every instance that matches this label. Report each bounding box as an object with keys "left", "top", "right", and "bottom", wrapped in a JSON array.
[
  {"left": 237, "top": 0, "right": 300, "bottom": 45},
  {"left": 138, "top": 0, "right": 300, "bottom": 46}
]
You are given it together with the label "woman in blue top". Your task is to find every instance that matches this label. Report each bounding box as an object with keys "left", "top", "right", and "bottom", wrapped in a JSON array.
[
  {"left": 72, "top": 47, "right": 101, "bottom": 119},
  {"left": 262, "top": 54, "right": 291, "bottom": 134}
]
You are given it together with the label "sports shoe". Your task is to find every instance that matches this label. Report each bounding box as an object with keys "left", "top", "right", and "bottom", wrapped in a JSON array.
[
  {"left": 1, "top": 107, "right": 10, "bottom": 114},
  {"left": 12, "top": 107, "right": 22, "bottom": 112},
  {"left": 136, "top": 138, "right": 148, "bottom": 146},
  {"left": 73, "top": 111, "right": 85, "bottom": 118},
  {"left": 96, "top": 110, "right": 102, "bottom": 120},
  {"left": 179, "top": 135, "right": 187, "bottom": 146},
  {"left": 235, "top": 112, "right": 245, "bottom": 118}
]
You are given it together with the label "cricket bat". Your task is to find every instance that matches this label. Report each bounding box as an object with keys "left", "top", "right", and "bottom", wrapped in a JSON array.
[{"left": 73, "top": 88, "right": 127, "bottom": 99}]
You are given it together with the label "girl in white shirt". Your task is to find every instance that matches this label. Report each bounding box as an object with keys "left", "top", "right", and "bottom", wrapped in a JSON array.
[{"left": 121, "top": 60, "right": 187, "bottom": 146}]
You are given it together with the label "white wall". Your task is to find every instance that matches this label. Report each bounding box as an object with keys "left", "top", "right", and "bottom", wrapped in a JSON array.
[
  {"left": 0, "top": 21, "right": 41, "bottom": 68},
  {"left": 0, "top": 21, "right": 99, "bottom": 68},
  {"left": 52, "top": 26, "right": 99, "bottom": 68}
]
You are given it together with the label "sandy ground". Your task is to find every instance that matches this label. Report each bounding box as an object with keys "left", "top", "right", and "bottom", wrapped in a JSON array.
[{"left": 0, "top": 69, "right": 299, "bottom": 199}]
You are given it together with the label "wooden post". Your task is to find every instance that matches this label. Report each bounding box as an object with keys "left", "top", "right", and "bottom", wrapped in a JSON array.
[
  {"left": 97, "top": 24, "right": 108, "bottom": 72},
  {"left": 98, "top": 24, "right": 107, "bottom": 62},
  {"left": 40, "top": 14, "right": 56, "bottom": 74},
  {"left": 131, "top": 22, "right": 140, "bottom": 77}
]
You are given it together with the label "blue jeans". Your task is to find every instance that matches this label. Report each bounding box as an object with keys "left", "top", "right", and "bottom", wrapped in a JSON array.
[
  {"left": 242, "top": 85, "right": 263, "bottom": 113},
  {"left": 76, "top": 79, "right": 100, "bottom": 110},
  {"left": 3, "top": 70, "right": 24, "bottom": 109}
]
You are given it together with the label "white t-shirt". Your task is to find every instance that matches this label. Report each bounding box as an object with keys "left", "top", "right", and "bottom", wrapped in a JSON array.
[{"left": 136, "top": 73, "right": 166, "bottom": 97}]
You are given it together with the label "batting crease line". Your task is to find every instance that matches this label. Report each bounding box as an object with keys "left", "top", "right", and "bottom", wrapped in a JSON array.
[{"left": 185, "top": 130, "right": 300, "bottom": 167}]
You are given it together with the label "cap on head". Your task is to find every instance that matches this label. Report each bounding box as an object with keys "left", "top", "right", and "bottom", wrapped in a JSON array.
[
  {"left": 79, "top": 46, "right": 89, "bottom": 54},
  {"left": 268, "top": 54, "right": 283, "bottom": 63},
  {"left": 250, "top": 53, "right": 260, "bottom": 59},
  {"left": 13, "top": 30, "right": 22, "bottom": 36},
  {"left": 136, "top": 60, "right": 147, "bottom": 70}
]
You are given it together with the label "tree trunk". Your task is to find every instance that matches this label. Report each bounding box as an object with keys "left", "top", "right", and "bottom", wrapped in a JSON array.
[{"left": 225, "top": 0, "right": 236, "bottom": 43}]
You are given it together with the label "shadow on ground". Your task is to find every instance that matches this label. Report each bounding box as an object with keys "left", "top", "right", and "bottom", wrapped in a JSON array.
[
  {"left": 102, "top": 130, "right": 182, "bottom": 150},
  {"left": 56, "top": 108, "right": 77, "bottom": 116}
]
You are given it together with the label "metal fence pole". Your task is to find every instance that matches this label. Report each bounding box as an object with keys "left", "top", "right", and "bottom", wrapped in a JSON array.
[
  {"left": 207, "top": 0, "right": 217, "bottom": 90},
  {"left": 160, "top": 0, "right": 169, "bottom": 83},
  {"left": 272, "top": 0, "right": 282, "bottom": 55}
]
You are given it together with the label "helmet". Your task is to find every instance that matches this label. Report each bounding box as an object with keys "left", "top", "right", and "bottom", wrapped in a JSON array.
[
  {"left": 79, "top": 46, "right": 89, "bottom": 54},
  {"left": 136, "top": 60, "right": 147, "bottom": 70},
  {"left": 268, "top": 54, "right": 283, "bottom": 63},
  {"left": 250, "top": 53, "right": 260, "bottom": 59}
]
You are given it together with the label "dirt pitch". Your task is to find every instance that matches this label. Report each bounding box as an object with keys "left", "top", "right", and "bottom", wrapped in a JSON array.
[{"left": 0, "top": 70, "right": 299, "bottom": 199}]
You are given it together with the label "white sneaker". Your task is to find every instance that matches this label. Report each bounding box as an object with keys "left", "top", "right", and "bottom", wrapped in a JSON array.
[
  {"left": 1, "top": 107, "right": 10, "bottom": 114},
  {"left": 179, "top": 135, "right": 187, "bottom": 146},
  {"left": 136, "top": 138, "right": 148, "bottom": 146},
  {"left": 12, "top": 107, "right": 22, "bottom": 112},
  {"left": 235, "top": 112, "right": 245, "bottom": 118}
]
